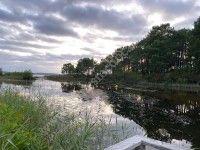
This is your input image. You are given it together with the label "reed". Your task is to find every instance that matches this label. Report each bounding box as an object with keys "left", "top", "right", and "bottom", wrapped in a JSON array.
[{"left": 0, "top": 90, "right": 131, "bottom": 150}]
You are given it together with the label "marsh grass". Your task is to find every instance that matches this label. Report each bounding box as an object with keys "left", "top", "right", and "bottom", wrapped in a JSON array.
[
  {"left": 0, "top": 71, "right": 34, "bottom": 81},
  {"left": 0, "top": 90, "right": 52, "bottom": 149},
  {"left": 0, "top": 90, "right": 132, "bottom": 150}
]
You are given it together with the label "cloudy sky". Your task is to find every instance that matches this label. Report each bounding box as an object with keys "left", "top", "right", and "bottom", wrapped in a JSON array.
[{"left": 0, "top": 0, "right": 199, "bottom": 73}]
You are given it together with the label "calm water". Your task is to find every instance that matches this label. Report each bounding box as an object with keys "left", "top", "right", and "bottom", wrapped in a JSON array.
[{"left": 1, "top": 78, "right": 199, "bottom": 149}]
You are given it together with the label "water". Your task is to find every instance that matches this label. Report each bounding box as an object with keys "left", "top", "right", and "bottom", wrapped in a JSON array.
[
  {"left": 0, "top": 78, "right": 199, "bottom": 149},
  {"left": 107, "top": 89, "right": 200, "bottom": 149}
]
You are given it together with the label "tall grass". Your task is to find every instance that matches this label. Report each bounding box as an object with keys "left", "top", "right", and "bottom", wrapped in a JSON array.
[
  {"left": 0, "top": 91, "right": 132, "bottom": 150},
  {"left": 1, "top": 71, "right": 33, "bottom": 80}
]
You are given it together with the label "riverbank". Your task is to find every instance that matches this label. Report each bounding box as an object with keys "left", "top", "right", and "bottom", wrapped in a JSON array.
[
  {"left": 129, "top": 82, "right": 200, "bottom": 92},
  {"left": 45, "top": 74, "right": 200, "bottom": 92},
  {"left": 99, "top": 82, "right": 200, "bottom": 92},
  {"left": 0, "top": 90, "right": 130, "bottom": 149},
  {"left": 0, "top": 71, "right": 35, "bottom": 81},
  {"left": 0, "top": 91, "right": 97, "bottom": 149},
  {"left": 45, "top": 74, "right": 92, "bottom": 83},
  {"left": 0, "top": 91, "right": 49, "bottom": 149}
]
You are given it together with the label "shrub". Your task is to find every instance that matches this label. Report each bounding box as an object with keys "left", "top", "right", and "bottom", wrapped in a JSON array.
[
  {"left": 0, "top": 68, "right": 2, "bottom": 76},
  {"left": 124, "top": 71, "right": 142, "bottom": 84},
  {"left": 22, "top": 70, "right": 33, "bottom": 80},
  {"left": 3, "top": 71, "right": 33, "bottom": 80}
]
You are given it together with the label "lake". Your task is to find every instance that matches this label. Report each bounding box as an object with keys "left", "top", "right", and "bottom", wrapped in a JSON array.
[{"left": 0, "top": 78, "right": 199, "bottom": 149}]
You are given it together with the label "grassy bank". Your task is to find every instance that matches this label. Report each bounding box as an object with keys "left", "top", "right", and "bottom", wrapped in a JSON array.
[
  {"left": 0, "top": 91, "right": 129, "bottom": 149},
  {"left": 0, "top": 71, "right": 34, "bottom": 81},
  {"left": 0, "top": 91, "right": 95, "bottom": 149},
  {"left": 45, "top": 74, "right": 92, "bottom": 83},
  {"left": 0, "top": 91, "right": 51, "bottom": 149}
]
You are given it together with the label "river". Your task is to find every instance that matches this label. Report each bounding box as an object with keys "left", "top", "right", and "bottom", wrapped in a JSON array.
[{"left": 0, "top": 78, "right": 199, "bottom": 149}]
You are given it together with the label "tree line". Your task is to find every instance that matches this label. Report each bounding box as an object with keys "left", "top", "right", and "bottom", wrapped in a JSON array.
[
  {"left": 62, "top": 58, "right": 96, "bottom": 75},
  {"left": 62, "top": 17, "right": 200, "bottom": 84},
  {"left": 0, "top": 69, "right": 33, "bottom": 80}
]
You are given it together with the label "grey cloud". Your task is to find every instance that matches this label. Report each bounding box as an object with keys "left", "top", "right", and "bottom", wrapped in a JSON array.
[
  {"left": 174, "top": 17, "right": 198, "bottom": 29},
  {"left": 62, "top": 4, "right": 147, "bottom": 35},
  {"left": 0, "top": 51, "right": 21, "bottom": 62},
  {"left": 0, "top": 51, "right": 54, "bottom": 73},
  {"left": 30, "top": 15, "right": 79, "bottom": 37},
  {"left": 83, "top": 32, "right": 145, "bottom": 43},
  {"left": 0, "top": 0, "right": 198, "bottom": 73},
  {"left": 0, "top": 45, "right": 40, "bottom": 54},
  {"left": 0, "top": 0, "right": 52, "bottom": 13},
  {"left": 0, "top": 40, "right": 55, "bottom": 49},
  {"left": 1, "top": 54, "right": 53, "bottom": 73},
  {"left": 36, "top": 35, "right": 62, "bottom": 43},
  {"left": 0, "top": 37, "right": 56, "bottom": 55},
  {"left": 1, "top": 0, "right": 132, "bottom": 13},
  {"left": 105, "top": 36, "right": 143, "bottom": 43},
  {"left": 0, "top": 51, "right": 99, "bottom": 72},
  {"left": 33, "top": 22, "right": 78, "bottom": 37},
  {"left": 1, "top": 0, "right": 147, "bottom": 36},
  {"left": 0, "top": 26, "right": 10, "bottom": 38},
  {"left": 42, "top": 53, "right": 98, "bottom": 62},
  {"left": 0, "top": 9, "right": 24, "bottom": 22},
  {"left": 0, "top": 3, "right": 78, "bottom": 37},
  {"left": 82, "top": 47, "right": 104, "bottom": 56},
  {"left": 0, "top": 51, "right": 96, "bottom": 64},
  {"left": 10, "top": 30, "right": 63, "bottom": 44},
  {"left": 138, "top": 0, "right": 198, "bottom": 19}
]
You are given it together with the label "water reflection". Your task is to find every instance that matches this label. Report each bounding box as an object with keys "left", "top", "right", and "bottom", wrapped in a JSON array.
[
  {"left": 1, "top": 80, "right": 33, "bottom": 87},
  {"left": 61, "top": 83, "right": 82, "bottom": 93},
  {"left": 107, "top": 90, "right": 200, "bottom": 149},
  {"left": 0, "top": 79, "right": 198, "bottom": 148}
]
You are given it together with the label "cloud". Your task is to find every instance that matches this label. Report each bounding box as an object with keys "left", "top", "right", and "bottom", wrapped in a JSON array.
[
  {"left": 0, "top": 8, "right": 78, "bottom": 37},
  {"left": 62, "top": 4, "right": 147, "bottom": 35},
  {"left": 81, "top": 47, "right": 105, "bottom": 56},
  {"left": 15, "top": 32, "right": 63, "bottom": 44},
  {"left": 0, "top": 9, "right": 24, "bottom": 22},
  {"left": 0, "top": 0, "right": 198, "bottom": 73},
  {"left": 0, "top": 39, "right": 55, "bottom": 49},
  {"left": 33, "top": 21, "right": 78, "bottom": 37},
  {"left": 31, "top": 15, "right": 79, "bottom": 37},
  {"left": 0, "top": 51, "right": 99, "bottom": 73},
  {"left": 138, "top": 0, "right": 199, "bottom": 19}
]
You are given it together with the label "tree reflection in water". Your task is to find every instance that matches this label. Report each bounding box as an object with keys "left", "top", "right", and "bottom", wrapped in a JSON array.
[
  {"left": 107, "top": 89, "right": 200, "bottom": 149},
  {"left": 61, "top": 83, "right": 82, "bottom": 93},
  {"left": 1, "top": 80, "right": 33, "bottom": 88}
]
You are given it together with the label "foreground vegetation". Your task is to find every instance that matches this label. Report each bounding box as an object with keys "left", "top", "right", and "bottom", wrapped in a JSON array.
[
  {"left": 61, "top": 17, "right": 200, "bottom": 85},
  {"left": 0, "top": 91, "right": 130, "bottom": 149},
  {"left": 0, "top": 70, "right": 34, "bottom": 81}
]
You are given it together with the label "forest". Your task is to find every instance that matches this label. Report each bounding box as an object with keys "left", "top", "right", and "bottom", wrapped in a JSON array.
[{"left": 62, "top": 17, "right": 200, "bottom": 84}]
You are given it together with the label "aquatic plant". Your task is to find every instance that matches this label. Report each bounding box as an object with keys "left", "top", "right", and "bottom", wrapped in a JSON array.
[{"left": 0, "top": 90, "right": 131, "bottom": 150}]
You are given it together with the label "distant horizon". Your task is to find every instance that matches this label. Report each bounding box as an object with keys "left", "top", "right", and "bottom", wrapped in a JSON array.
[{"left": 1, "top": 70, "right": 60, "bottom": 74}]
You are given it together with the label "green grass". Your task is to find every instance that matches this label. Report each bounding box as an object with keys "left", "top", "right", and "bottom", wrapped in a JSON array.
[
  {"left": 0, "top": 91, "right": 96, "bottom": 149},
  {"left": 0, "top": 71, "right": 34, "bottom": 81},
  {"left": 0, "top": 91, "right": 131, "bottom": 150},
  {"left": 45, "top": 74, "right": 92, "bottom": 83},
  {"left": 0, "top": 91, "right": 52, "bottom": 149}
]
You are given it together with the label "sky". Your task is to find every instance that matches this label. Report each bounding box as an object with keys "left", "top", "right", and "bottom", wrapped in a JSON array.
[{"left": 0, "top": 0, "right": 199, "bottom": 73}]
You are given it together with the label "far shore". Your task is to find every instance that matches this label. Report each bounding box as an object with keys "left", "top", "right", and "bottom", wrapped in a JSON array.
[
  {"left": 1, "top": 73, "right": 199, "bottom": 92},
  {"left": 45, "top": 74, "right": 200, "bottom": 92}
]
